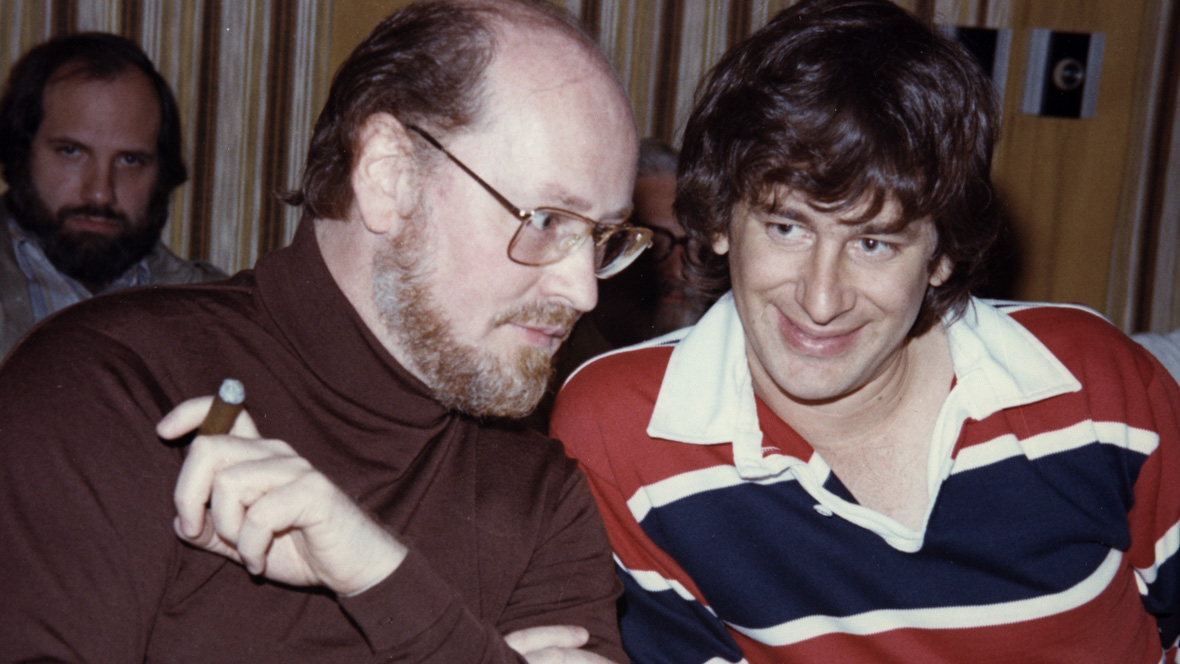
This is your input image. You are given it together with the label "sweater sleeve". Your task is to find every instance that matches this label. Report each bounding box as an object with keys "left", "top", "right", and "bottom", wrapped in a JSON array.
[
  {"left": 0, "top": 325, "right": 183, "bottom": 661},
  {"left": 337, "top": 438, "right": 627, "bottom": 660},
  {"left": 551, "top": 357, "right": 745, "bottom": 664},
  {"left": 338, "top": 548, "right": 531, "bottom": 661},
  {"left": 1036, "top": 307, "right": 1180, "bottom": 657},
  {"left": 1123, "top": 350, "right": 1180, "bottom": 654}
]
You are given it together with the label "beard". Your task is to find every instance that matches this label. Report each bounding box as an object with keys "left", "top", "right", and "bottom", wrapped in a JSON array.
[
  {"left": 371, "top": 213, "right": 577, "bottom": 419},
  {"left": 5, "top": 174, "right": 168, "bottom": 288}
]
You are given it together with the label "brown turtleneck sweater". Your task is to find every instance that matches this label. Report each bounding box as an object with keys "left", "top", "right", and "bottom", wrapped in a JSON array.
[{"left": 0, "top": 219, "right": 624, "bottom": 663}]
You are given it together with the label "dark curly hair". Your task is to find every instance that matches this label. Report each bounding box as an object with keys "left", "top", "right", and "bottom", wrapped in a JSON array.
[
  {"left": 676, "top": 0, "right": 1002, "bottom": 335},
  {"left": 0, "top": 32, "right": 187, "bottom": 196}
]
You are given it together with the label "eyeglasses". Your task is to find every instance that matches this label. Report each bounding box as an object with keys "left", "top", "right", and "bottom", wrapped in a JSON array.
[
  {"left": 408, "top": 125, "right": 652, "bottom": 278},
  {"left": 647, "top": 226, "right": 690, "bottom": 264}
]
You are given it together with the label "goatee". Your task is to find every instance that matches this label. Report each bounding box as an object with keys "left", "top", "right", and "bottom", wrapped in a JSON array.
[{"left": 372, "top": 220, "right": 576, "bottom": 419}]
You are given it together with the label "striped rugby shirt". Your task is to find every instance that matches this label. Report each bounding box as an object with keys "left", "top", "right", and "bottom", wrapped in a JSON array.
[{"left": 551, "top": 294, "right": 1180, "bottom": 664}]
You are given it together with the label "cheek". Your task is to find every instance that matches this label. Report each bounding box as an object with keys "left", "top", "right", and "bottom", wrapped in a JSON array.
[
  {"left": 730, "top": 241, "right": 802, "bottom": 295},
  {"left": 118, "top": 171, "right": 159, "bottom": 210},
  {"left": 28, "top": 156, "right": 68, "bottom": 202},
  {"left": 867, "top": 265, "right": 933, "bottom": 317}
]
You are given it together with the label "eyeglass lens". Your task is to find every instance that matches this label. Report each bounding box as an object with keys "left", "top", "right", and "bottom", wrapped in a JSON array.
[{"left": 510, "top": 209, "right": 650, "bottom": 278}]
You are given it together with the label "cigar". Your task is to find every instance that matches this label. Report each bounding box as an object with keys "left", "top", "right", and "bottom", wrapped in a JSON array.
[{"left": 197, "top": 378, "right": 245, "bottom": 436}]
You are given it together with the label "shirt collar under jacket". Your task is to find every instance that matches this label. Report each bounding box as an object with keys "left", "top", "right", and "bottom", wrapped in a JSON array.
[
  {"left": 7, "top": 217, "right": 150, "bottom": 323},
  {"left": 647, "top": 293, "right": 1083, "bottom": 482}
]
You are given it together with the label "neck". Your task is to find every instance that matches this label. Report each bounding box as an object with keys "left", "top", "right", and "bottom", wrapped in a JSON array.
[
  {"left": 316, "top": 215, "right": 419, "bottom": 377},
  {"left": 316, "top": 214, "right": 382, "bottom": 337}
]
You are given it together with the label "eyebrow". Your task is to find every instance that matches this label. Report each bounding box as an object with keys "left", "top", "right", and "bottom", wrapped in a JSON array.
[
  {"left": 854, "top": 213, "right": 915, "bottom": 235},
  {"left": 43, "top": 135, "right": 87, "bottom": 147},
  {"left": 764, "top": 200, "right": 913, "bottom": 235},
  {"left": 543, "top": 186, "right": 633, "bottom": 225},
  {"left": 44, "top": 135, "right": 157, "bottom": 157},
  {"left": 761, "top": 203, "right": 808, "bottom": 223}
]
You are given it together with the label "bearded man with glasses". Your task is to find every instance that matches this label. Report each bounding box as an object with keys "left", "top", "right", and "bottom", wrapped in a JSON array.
[
  {"left": 593, "top": 137, "right": 716, "bottom": 348},
  {"left": 0, "top": 1, "right": 643, "bottom": 662}
]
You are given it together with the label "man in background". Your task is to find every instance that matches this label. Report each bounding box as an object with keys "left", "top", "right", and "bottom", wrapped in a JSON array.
[
  {"left": 0, "top": 32, "right": 223, "bottom": 359},
  {"left": 593, "top": 138, "right": 714, "bottom": 347},
  {"left": 552, "top": 0, "right": 1180, "bottom": 661},
  {"left": 0, "top": 1, "right": 646, "bottom": 661}
]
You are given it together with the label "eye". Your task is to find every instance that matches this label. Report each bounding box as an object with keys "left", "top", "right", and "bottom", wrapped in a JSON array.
[
  {"left": 55, "top": 143, "right": 80, "bottom": 157},
  {"left": 768, "top": 222, "right": 798, "bottom": 237},
  {"left": 527, "top": 211, "right": 556, "bottom": 231},
  {"left": 764, "top": 221, "right": 809, "bottom": 247},
  {"left": 855, "top": 237, "right": 899, "bottom": 260},
  {"left": 118, "top": 153, "right": 150, "bottom": 167}
]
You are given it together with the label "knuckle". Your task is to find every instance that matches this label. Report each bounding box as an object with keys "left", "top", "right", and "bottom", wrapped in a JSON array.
[
  {"left": 242, "top": 506, "right": 271, "bottom": 531},
  {"left": 210, "top": 469, "right": 238, "bottom": 496}
]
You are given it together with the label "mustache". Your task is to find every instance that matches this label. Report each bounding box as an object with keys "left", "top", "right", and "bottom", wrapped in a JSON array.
[
  {"left": 57, "top": 204, "right": 128, "bottom": 228},
  {"left": 493, "top": 302, "right": 580, "bottom": 341}
]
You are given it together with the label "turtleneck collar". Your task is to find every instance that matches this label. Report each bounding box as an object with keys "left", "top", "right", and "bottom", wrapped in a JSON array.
[{"left": 252, "top": 215, "right": 451, "bottom": 431}]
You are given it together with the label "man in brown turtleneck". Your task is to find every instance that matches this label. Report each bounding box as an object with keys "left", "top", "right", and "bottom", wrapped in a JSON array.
[{"left": 0, "top": 1, "right": 648, "bottom": 662}]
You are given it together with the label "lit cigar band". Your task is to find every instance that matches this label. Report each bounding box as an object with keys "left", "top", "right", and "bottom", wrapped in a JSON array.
[{"left": 197, "top": 378, "right": 245, "bottom": 436}]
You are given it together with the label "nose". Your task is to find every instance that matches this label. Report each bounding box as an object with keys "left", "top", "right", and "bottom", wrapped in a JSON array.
[
  {"left": 795, "top": 243, "right": 854, "bottom": 326},
  {"left": 543, "top": 240, "right": 599, "bottom": 313},
  {"left": 82, "top": 159, "right": 115, "bottom": 206}
]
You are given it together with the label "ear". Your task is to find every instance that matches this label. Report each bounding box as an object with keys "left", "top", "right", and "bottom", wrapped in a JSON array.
[
  {"left": 711, "top": 232, "right": 731, "bottom": 256},
  {"left": 350, "top": 113, "right": 421, "bottom": 235},
  {"left": 929, "top": 255, "right": 953, "bottom": 287}
]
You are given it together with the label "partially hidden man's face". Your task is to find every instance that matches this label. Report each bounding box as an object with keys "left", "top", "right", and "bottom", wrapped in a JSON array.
[
  {"left": 633, "top": 171, "right": 713, "bottom": 332},
  {"left": 716, "top": 188, "right": 952, "bottom": 408},
  {"left": 373, "top": 28, "right": 638, "bottom": 419},
  {"left": 13, "top": 64, "right": 164, "bottom": 289}
]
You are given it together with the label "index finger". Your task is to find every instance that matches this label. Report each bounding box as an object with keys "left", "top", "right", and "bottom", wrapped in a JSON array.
[{"left": 156, "top": 396, "right": 260, "bottom": 440}]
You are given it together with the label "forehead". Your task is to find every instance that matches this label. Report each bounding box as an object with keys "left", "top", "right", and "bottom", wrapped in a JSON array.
[
  {"left": 38, "top": 66, "right": 161, "bottom": 150},
  {"left": 633, "top": 172, "right": 679, "bottom": 233},
  {"left": 451, "top": 23, "right": 637, "bottom": 216}
]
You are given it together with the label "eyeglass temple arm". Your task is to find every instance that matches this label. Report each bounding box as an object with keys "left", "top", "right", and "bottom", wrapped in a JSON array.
[{"left": 406, "top": 125, "right": 530, "bottom": 222}]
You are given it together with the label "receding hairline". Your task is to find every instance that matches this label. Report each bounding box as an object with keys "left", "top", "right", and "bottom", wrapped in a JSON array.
[
  {"left": 46, "top": 54, "right": 138, "bottom": 86},
  {"left": 467, "top": 0, "right": 621, "bottom": 110},
  {"left": 40, "top": 61, "right": 162, "bottom": 126}
]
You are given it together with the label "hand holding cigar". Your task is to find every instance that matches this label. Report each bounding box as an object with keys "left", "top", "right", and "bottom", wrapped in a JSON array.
[
  {"left": 197, "top": 378, "right": 245, "bottom": 436},
  {"left": 159, "top": 377, "right": 404, "bottom": 596}
]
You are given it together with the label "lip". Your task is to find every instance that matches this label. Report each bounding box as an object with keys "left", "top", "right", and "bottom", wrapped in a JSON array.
[
  {"left": 778, "top": 313, "right": 859, "bottom": 358},
  {"left": 64, "top": 215, "right": 121, "bottom": 235},
  {"left": 511, "top": 323, "right": 570, "bottom": 350}
]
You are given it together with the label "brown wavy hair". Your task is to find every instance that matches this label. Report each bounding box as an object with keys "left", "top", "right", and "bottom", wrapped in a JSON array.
[{"left": 676, "top": 0, "right": 1002, "bottom": 335}]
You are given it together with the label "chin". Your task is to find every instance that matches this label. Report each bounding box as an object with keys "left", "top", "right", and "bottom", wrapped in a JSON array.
[{"left": 768, "top": 361, "right": 863, "bottom": 403}]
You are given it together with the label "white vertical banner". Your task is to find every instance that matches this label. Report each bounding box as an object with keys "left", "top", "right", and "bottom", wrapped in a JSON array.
[
  {"left": 74, "top": 0, "right": 119, "bottom": 32},
  {"left": 282, "top": 0, "right": 332, "bottom": 247},
  {"left": 618, "top": 0, "right": 663, "bottom": 140},
  {"left": 1, "top": 4, "right": 53, "bottom": 68},
  {"left": 673, "top": 3, "right": 729, "bottom": 144},
  {"left": 209, "top": 0, "right": 271, "bottom": 271},
  {"left": 139, "top": 0, "right": 207, "bottom": 261}
]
